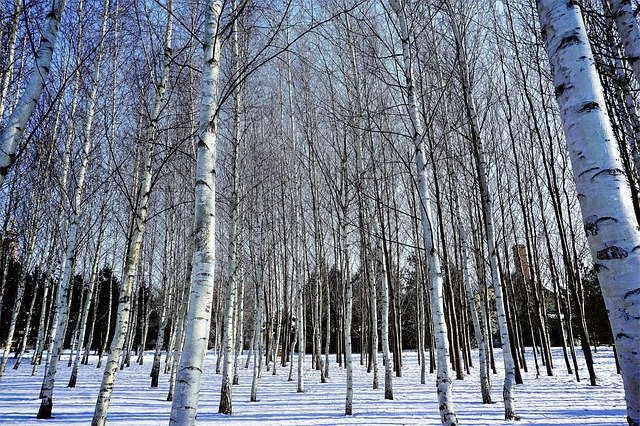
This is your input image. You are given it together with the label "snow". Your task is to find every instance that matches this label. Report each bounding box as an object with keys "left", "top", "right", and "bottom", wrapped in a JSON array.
[{"left": 0, "top": 347, "right": 626, "bottom": 425}]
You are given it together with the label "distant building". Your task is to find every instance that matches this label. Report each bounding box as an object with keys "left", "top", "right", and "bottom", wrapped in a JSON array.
[
  {"left": 513, "top": 243, "right": 530, "bottom": 282},
  {"left": 1, "top": 230, "right": 19, "bottom": 262}
]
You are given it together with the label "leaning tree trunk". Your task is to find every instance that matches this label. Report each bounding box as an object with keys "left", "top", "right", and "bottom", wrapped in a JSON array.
[
  {"left": 537, "top": 2, "right": 640, "bottom": 425},
  {"left": 38, "top": 0, "right": 108, "bottom": 414},
  {"left": 0, "top": 0, "right": 69, "bottom": 185},
  {"left": 390, "top": 0, "right": 457, "bottom": 423},
  {"left": 92, "top": 1, "right": 171, "bottom": 423},
  {"left": 168, "top": 1, "right": 222, "bottom": 424}
]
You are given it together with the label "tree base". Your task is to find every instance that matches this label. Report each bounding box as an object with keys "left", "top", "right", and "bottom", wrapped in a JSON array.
[
  {"left": 218, "top": 382, "right": 233, "bottom": 415},
  {"left": 68, "top": 372, "right": 77, "bottom": 388},
  {"left": 37, "top": 400, "right": 52, "bottom": 419}
]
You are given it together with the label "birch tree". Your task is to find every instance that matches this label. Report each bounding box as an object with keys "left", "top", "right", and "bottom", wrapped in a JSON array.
[
  {"left": 537, "top": 1, "right": 640, "bottom": 424},
  {"left": 219, "top": 0, "right": 244, "bottom": 412},
  {"left": 389, "top": 0, "right": 457, "bottom": 423},
  {"left": 445, "top": 0, "right": 517, "bottom": 418},
  {"left": 37, "top": 0, "right": 110, "bottom": 415},
  {"left": 0, "top": 0, "right": 69, "bottom": 185},
  {"left": 92, "top": 0, "right": 173, "bottom": 422},
  {"left": 169, "top": 0, "right": 223, "bottom": 423}
]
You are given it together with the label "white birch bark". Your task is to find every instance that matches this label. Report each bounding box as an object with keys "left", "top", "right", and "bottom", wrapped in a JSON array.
[
  {"left": 0, "top": 171, "right": 47, "bottom": 378},
  {"left": 168, "top": 1, "right": 222, "bottom": 423},
  {"left": 37, "top": 0, "right": 108, "bottom": 413},
  {"left": 13, "top": 269, "right": 40, "bottom": 370},
  {"left": 250, "top": 207, "right": 266, "bottom": 401},
  {"left": 167, "top": 247, "right": 192, "bottom": 402},
  {"left": 0, "top": 0, "right": 69, "bottom": 185},
  {"left": 36, "top": 0, "right": 83, "bottom": 383},
  {"left": 445, "top": 2, "right": 515, "bottom": 417},
  {"left": 0, "top": 0, "right": 22, "bottom": 118},
  {"left": 610, "top": 0, "right": 640, "bottom": 91},
  {"left": 220, "top": 1, "right": 242, "bottom": 409},
  {"left": 537, "top": 2, "right": 640, "bottom": 424},
  {"left": 340, "top": 143, "right": 353, "bottom": 414},
  {"left": 68, "top": 216, "right": 105, "bottom": 387},
  {"left": 389, "top": 1, "right": 457, "bottom": 423},
  {"left": 233, "top": 275, "right": 245, "bottom": 385},
  {"left": 458, "top": 217, "right": 492, "bottom": 403},
  {"left": 374, "top": 217, "right": 393, "bottom": 400},
  {"left": 92, "top": 1, "right": 172, "bottom": 423},
  {"left": 151, "top": 226, "right": 173, "bottom": 387},
  {"left": 603, "top": 0, "right": 640, "bottom": 176}
]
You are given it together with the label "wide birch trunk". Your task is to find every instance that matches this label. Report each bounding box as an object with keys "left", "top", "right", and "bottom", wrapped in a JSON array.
[
  {"left": 168, "top": 1, "right": 222, "bottom": 423},
  {"left": 537, "top": 2, "right": 640, "bottom": 424}
]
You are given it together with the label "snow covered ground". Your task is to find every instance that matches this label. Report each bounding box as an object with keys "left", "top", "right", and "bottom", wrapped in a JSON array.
[{"left": 0, "top": 347, "right": 625, "bottom": 425}]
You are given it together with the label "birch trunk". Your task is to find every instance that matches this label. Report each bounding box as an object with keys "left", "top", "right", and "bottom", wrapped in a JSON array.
[
  {"left": 168, "top": 1, "right": 222, "bottom": 423},
  {"left": 445, "top": 3, "right": 516, "bottom": 418},
  {"left": 537, "top": 2, "right": 640, "bottom": 424},
  {"left": 390, "top": 0, "right": 457, "bottom": 423},
  {"left": 96, "top": 269, "right": 113, "bottom": 369},
  {"left": 219, "top": 1, "right": 242, "bottom": 410},
  {"left": 375, "top": 216, "right": 393, "bottom": 400},
  {"left": 13, "top": 270, "right": 40, "bottom": 370},
  {"left": 37, "top": 0, "right": 108, "bottom": 413},
  {"left": 31, "top": 277, "right": 52, "bottom": 374},
  {"left": 0, "top": 184, "right": 43, "bottom": 378},
  {"left": 342, "top": 203, "right": 353, "bottom": 414},
  {"left": 0, "top": 0, "right": 69, "bottom": 184},
  {"left": 91, "top": 1, "right": 171, "bottom": 422},
  {"left": 68, "top": 204, "right": 106, "bottom": 386},
  {"left": 250, "top": 209, "right": 266, "bottom": 401},
  {"left": 458, "top": 217, "right": 492, "bottom": 403},
  {"left": 0, "top": 0, "right": 22, "bottom": 118},
  {"left": 151, "top": 226, "right": 173, "bottom": 387},
  {"left": 610, "top": 0, "right": 640, "bottom": 92}
]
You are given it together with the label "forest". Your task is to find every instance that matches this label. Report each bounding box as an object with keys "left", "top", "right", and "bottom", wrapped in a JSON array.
[{"left": 0, "top": 0, "right": 639, "bottom": 425}]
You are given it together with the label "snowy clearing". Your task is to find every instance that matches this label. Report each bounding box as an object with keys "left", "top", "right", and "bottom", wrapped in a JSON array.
[{"left": 0, "top": 347, "right": 625, "bottom": 425}]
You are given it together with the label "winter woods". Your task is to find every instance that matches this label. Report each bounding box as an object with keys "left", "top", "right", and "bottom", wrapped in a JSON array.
[{"left": 0, "top": 0, "right": 639, "bottom": 425}]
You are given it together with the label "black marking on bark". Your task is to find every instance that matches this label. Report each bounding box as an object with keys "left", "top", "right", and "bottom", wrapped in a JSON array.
[
  {"left": 584, "top": 216, "right": 618, "bottom": 236},
  {"left": 597, "top": 246, "right": 628, "bottom": 260},
  {"left": 616, "top": 332, "right": 632, "bottom": 339},
  {"left": 555, "top": 83, "right": 573, "bottom": 97},
  {"left": 46, "top": 11, "right": 56, "bottom": 19},
  {"left": 632, "top": 245, "right": 640, "bottom": 252},
  {"left": 557, "top": 34, "right": 581, "bottom": 52},
  {"left": 624, "top": 288, "right": 640, "bottom": 299},
  {"left": 593, "top": 263, "right": 608, "bottom": 272},
  {"left": 592, "top": 168, "right": 625, "bottom": 179},
  {"left": 579, "top": 101, "right": 599, "bottom": 112},
  {"left": 578, "top": 167, "right": 599, "bottom": 178}
]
